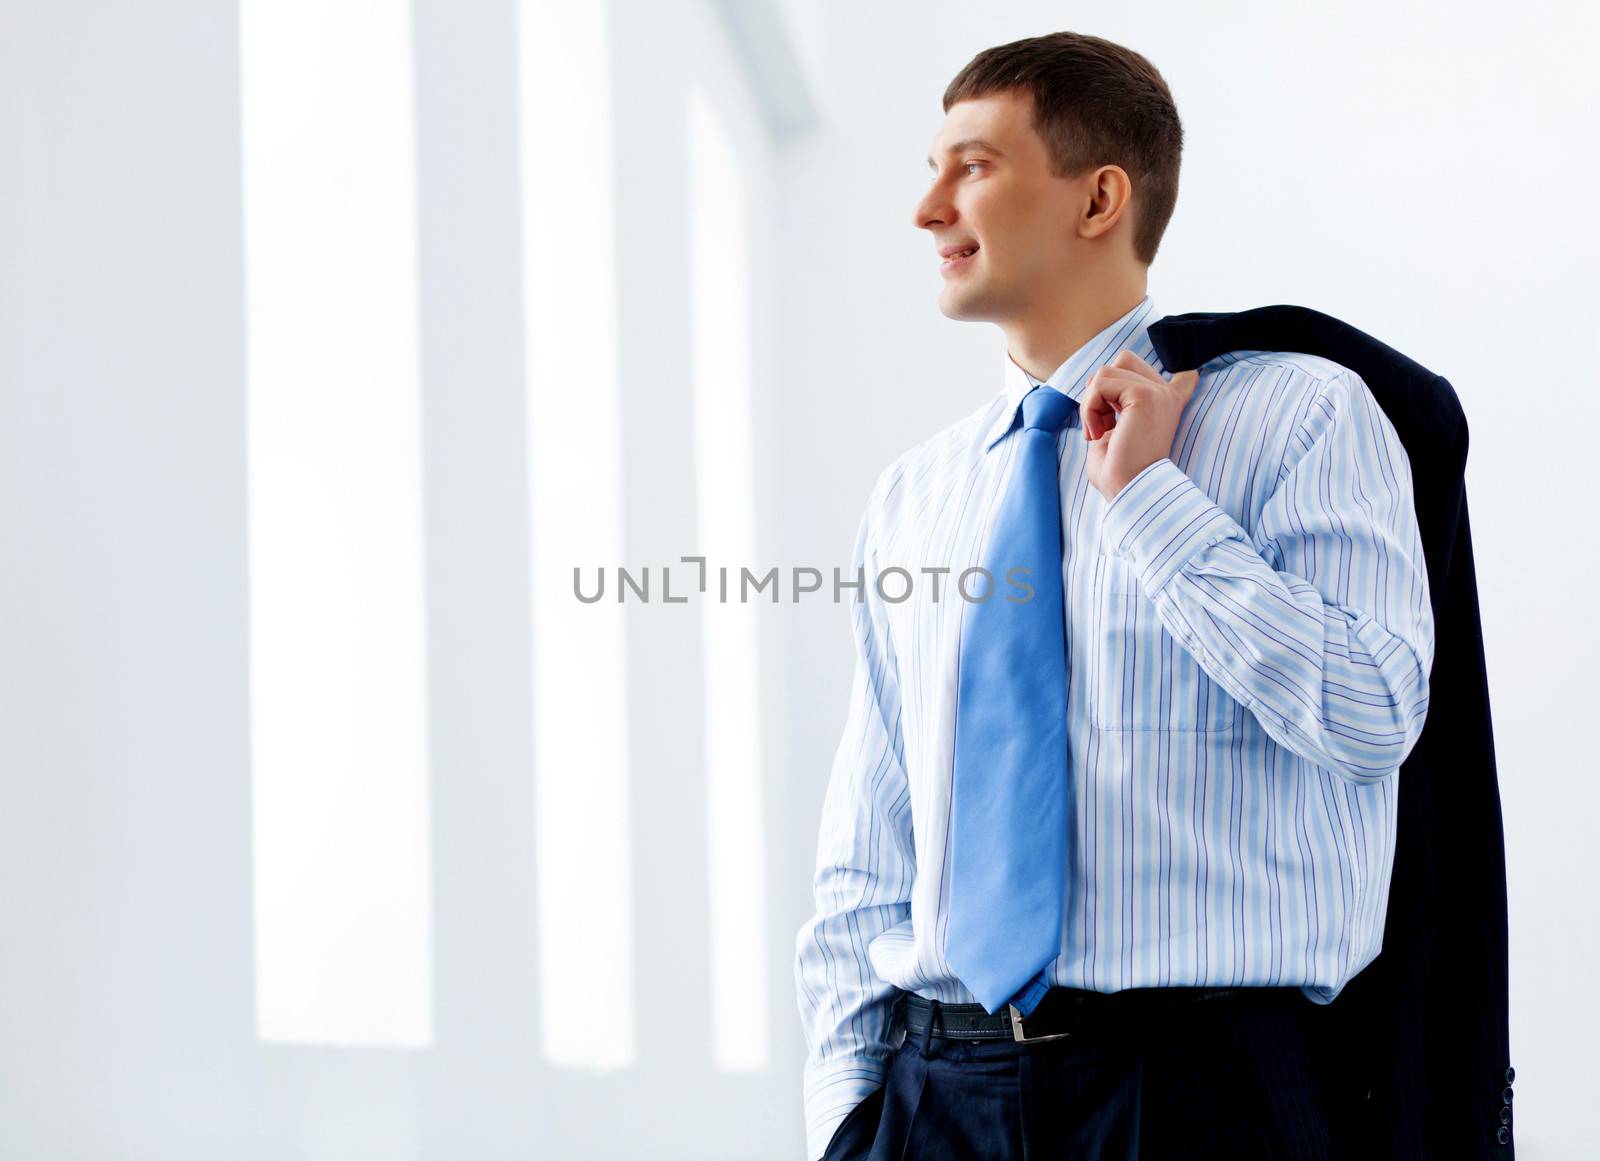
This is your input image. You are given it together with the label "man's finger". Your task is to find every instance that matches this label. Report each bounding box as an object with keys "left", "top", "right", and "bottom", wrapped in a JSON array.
[
  {"left": 1169, "top": 368, "right": 1200, "bottom": 398},
  {"left": 1081, "top": 380, "right": 1103, "bottom": 439},
  {"left": 1113, "top": 348, "right": 1178, "bottom": 387},
  {"left": 1080, "top": 380, "right": 1124, "bottom": 440},
  {"left": 1111, "top": 348, "right": 1154, "bottom": 376},
  {"left": 1083, "top": 367, "right": 1144, "bottom": 439}
]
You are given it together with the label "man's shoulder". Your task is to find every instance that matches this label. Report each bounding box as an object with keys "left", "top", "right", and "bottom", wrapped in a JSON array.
[
  {"left": 1206, "top": 348, "right": 1355, "bottom": 388},
  {"left": 848, "top": 394, "right": 1004, "bottom": 562},
  {"left": 1200, "top": 348, "right": 1372, "bottom": 435},
  {"left": 865, "top": 393, "right": 1004, "bottom": 514}
]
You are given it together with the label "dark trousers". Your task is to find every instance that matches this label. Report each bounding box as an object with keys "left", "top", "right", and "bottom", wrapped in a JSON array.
[{"left": 822, "top": 987, "right": 1334, "bottom": 1160}]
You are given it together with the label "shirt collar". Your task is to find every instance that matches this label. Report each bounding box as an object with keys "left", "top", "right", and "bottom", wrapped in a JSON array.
[{"left": 984, "top": 294, "right": 1161, "bottom": 451}]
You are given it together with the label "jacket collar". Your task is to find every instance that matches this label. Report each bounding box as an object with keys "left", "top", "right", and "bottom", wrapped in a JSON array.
[{"left": 984, "top": 294, "right": 1160, "bottom": 450}]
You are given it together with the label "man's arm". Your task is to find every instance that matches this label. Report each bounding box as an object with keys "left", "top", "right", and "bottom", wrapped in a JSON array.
[
  {"left": 1099, "top": 367, "right": 1434, "bottom": 782},
  {"left": 794, "top": 485, "right": 916, "bottom": 1161}
]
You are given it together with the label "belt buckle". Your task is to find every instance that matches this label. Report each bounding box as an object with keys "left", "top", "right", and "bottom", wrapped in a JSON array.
[{"left": 1007, "top": 1002, "right": 1071, "bottom": 1044}]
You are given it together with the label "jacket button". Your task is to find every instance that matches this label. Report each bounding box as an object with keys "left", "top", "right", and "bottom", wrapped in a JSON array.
[
  {"left": 1497, "top": 1126, "right": 1510, "bottom": 1145},
  {"left": 1501, "top": 1086, "right": 1514, "bottom": 1105},
  {"left": 1500, "top": 1106, "right": 1511, "bottom": 1125},
  {"left": 1505, "top": 1065, "right": 1515, "bottom": 1084}
]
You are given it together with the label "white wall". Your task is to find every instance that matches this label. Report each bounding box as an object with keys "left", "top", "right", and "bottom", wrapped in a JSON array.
[{"left": 0, "top": 0, "right": 1594, "bottom": 1158}]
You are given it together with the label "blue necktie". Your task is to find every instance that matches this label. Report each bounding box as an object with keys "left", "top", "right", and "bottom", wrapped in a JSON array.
[{"left": 946, "top": 383, "right": 1076, "bottom": 1018}]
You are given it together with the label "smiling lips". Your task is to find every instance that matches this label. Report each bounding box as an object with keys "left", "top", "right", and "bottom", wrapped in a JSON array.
[{"left": 939, "top": 242, "right": 979, "bottom": 272}]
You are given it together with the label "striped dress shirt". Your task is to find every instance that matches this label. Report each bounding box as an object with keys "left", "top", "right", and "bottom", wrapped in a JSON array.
[{"left": 792, "top": 293, "right": 1436, "bottom": 1159}]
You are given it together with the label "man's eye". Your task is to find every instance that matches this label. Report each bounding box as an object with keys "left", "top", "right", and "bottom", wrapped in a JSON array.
[{"left": 964, "top": 162, "right": 983, "bottom": 175}]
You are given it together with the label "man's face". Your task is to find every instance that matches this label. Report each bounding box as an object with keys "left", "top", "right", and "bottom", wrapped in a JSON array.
[{"left": 914, "top": 89, "right": 1090, "bottom": 322}]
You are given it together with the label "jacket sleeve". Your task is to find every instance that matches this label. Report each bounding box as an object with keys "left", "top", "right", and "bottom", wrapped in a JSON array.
[
  {"left": 1098, "top": 367, "right": 1435, "bottom": 783},
  {"left": 793, "top": 484, "right": 916, "bottom": 1161}
]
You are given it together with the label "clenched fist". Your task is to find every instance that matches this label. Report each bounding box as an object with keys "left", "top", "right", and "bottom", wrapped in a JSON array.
[{"left": 1081, "top": 349, "right": 1201, "bottom": 501}]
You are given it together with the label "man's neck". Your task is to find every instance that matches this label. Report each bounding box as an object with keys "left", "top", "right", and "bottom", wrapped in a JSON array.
[{"left": 1003, "top": 283, "right": 1148, "bottom": 382}]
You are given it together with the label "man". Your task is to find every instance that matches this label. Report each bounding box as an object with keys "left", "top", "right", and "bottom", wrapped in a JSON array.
[{"left": 793, "top": 31, "right": 1435, "bottom": 1161}]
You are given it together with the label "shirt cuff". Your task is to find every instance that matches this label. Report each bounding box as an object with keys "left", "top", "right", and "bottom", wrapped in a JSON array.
[
  {"left": 1099, "top": 458, "right": 1243, "bottom": 597},
  {"left": 804, "top": 1058, "right": 890, "bottom": 1161}
]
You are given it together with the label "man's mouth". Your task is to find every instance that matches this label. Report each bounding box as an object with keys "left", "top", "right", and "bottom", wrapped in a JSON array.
[{"left": 940, "top": 244, "right": 979, "bottom": 272}]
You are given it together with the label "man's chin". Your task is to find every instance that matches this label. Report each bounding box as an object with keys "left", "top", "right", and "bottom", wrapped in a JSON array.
[{"left": 937, "top": 288, "right": 994, "bottom": 322}]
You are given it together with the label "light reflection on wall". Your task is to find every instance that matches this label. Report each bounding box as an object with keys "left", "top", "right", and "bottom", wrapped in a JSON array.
[
  {"left": 517, "top": 0, "right": 636, "bottom": 1070},
  {"left": 687, "top": 83, "right": 769, "bottom": 1072},
  {"left": 240, "top": 0, "right": 434, "bottom": 1047}
]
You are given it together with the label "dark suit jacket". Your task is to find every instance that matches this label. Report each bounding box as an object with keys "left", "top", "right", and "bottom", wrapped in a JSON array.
[{"left": 1148, "top": 305, "right": 1514, "bottom": 1158}]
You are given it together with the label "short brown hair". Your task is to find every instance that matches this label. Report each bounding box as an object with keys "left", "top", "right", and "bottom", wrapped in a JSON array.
[{"left": 943, "top": 32, "right": 1183, "bottom": 266}]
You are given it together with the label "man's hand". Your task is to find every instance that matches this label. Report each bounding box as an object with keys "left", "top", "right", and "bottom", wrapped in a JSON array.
[{"left": 1081, "top": 349, "right": 1200, "bottom": 501}]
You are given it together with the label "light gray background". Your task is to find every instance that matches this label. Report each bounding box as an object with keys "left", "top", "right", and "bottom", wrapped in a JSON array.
[{"left": 1, "top": 0, "right": 1594, "bottom": 1158}]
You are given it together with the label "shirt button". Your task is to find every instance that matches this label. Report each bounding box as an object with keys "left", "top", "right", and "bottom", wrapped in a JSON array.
[
  {"left": 1497, "top": 1126, "right": 1510, "bottom": 1145},
  {"left": 1501, "top": 1086, "right": 1514, "bottom": 1105},
  {"left": 1499, "top": 1106, "right": 1511, "bottom": 1125},
  {"left": 1504, "top": 1065, "right": 1515, "bottom": 1084}
]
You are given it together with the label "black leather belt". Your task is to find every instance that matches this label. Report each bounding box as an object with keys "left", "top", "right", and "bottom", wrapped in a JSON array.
[{"left": 898, "top": 985, "right": 1284, "bottom": 1044}]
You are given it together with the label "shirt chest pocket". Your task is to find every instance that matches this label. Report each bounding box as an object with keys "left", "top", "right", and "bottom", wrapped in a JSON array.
[{"left": 1088, "top": 553, "right": 1237, "bottom": 733}]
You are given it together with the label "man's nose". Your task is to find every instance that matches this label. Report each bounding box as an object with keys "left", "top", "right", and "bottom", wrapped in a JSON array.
[{"left": 913, "top": 188, "right": 950, "bottom": 232}]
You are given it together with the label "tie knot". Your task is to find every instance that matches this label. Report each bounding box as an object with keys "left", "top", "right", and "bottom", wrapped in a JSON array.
[{"left": 1020, "top": 385, "right": 1077, "bottom": 435}]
